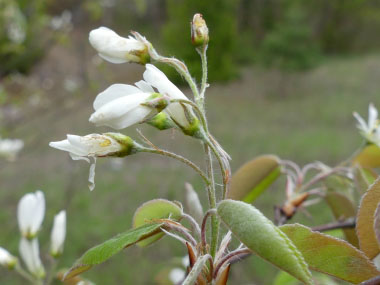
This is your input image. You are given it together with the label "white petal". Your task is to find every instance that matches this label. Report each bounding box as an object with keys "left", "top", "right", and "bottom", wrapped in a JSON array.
[
  {"left": 369, "top": 103, "right": 378, "bottom": 130},
  {"left": 89, "top": 158, "right": 96, "bottom": 191},
  {"left": 49, "top": 138, "right": 88, "bottom": 157},
  {"left": 89, "top": 93, "right": 151, "bottom": 129},
  {"left": 17, "top": 191, "right": 45, "bottom": 237},
  {"left": 143, "top": 64, "right": 188, "bottom": 101},
  {"left": 93, "top": 84, "right": 142, "bottom": 110},
  {"left": 353, "top": 112, "right": 369, "bottom": 133},
  {"left": 31, "top": 191, "right": 45, "bottom": 235},
  {"left": 135, "top": 80, "right": 155, "bottom": 93},
  {"left": 19, "top": 238, "right": 44, "bottom": 277},
  {"left": 100, "top": 105, "right": 152, "bottom": 130},
  {"left": 50, "top": 210, "right": 66, "bottom": 255},
  {"left": 98, "top": 52, "right": 127, "bottom": 64},
  {"left": 0, "top": 247, "right": 15, "bottom": 266}
]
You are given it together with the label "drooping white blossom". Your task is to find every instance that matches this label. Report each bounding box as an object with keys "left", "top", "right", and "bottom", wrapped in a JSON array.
[
  {"left": 89, "top": 84, "right": 156, "bottom": 129},
  {"left": 19, "top": 238, "right": 45, "bottom": 278},
  {"left": 0, "top": 247, "right": 17, "bottom": 268},
  {"left": 50, "top": 210, "right": 66, "bottom": 257},
  {"left": 17, "top": 191, "right": 45, "bottom": 238},
  {"left": 0, "top": 138, "right": 24, "bottom": 161},
  {"left": 169, "top": 268, "right": 186, "bottom": 284},
  {"left": 89, "top": 27, "right": 149, "bottom": 64},
  {"left": 49, "top": 133, "right": 133, "bottom": 190},
  {"left": 353, "top": 103, "right": 380, "bottom": 146},
  {"left": 140, "top": 64, "right": 192, "bottom": 128}
]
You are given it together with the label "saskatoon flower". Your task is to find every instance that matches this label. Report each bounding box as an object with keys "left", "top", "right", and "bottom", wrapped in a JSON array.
[
  {"left": 353, "top": 103, "right": 380, "bottom": 146},
  {"left": 89, "top": 27, "right": 150, "bottom": 64},
  {"left": 0, "top": 247, "right": 17, "bottom": 269},
  {"left": 140, "top": 64, "right": 195, "bottom": 130},
  {"left": 0, "top": 138, "right": 24, "bottom": 161},
  {"left": 50, "top": 210, "right": 66, "bottom": 257},
  {"left": 17, "top": 191, "right": 45, "bottom": 239},
  {"left": 49, "top": 133, "right": 136, "bottom": 191},
  {"left": 19, "top": 238, "right": 45, "bottom": 278},
  {"left": 89, "top": 84, "right": 166, "bottom": 129}
]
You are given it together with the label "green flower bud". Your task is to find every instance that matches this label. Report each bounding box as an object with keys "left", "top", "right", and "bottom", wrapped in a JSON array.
[{"left": 191, "top": 14, "right": 209, "bottom": 47}]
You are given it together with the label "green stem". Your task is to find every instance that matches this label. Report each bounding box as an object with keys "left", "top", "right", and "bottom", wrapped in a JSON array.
[
  {"left": 15, "top": 264, "right": 36, "bottom": 284},
  {"left": 198, "top": 46, "right": 209, "bottom": 103},
  {"left": 45, "top": 258, "right": 58, "bottom": 285},
  {"left": 204, "top": 143, "right": 219, "bottom": 258},
  {"left": 169, "top": 99, "right": 208, "bottom": 131},
  {"left": 141, "top": 147, "right": 210, "bottom": 186}
]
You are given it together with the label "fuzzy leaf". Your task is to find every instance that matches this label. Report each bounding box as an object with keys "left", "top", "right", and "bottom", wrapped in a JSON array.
[
  {"left": 281, "top": 224, "right": 379, "bottom": 284},
  {"left": 133, "top": 199, "right": 183, "bottom": 247},
  {"left": 374, "top": 203, "right": 380, "bottom": 248},
  {"left": 229, "top": 155, "right": 281, "bottom": 202},
  {"left": 63, "top": 223, "right": 163, "bottom": 280},
  {"left": 357, "top": 178, "right": 380, "bottom": 259},
  {"left": 325, "top": 192, "right": 359, "bottom": 247},
  {"left": 185, "top": 183, "right": 204, "bottom": 223},
  {"left": 353, "top": 144, "right": 380, "bottom": 169},
  {"left": 217, "top": 200, "right": 313, "bottom": 284},
  {"left": 354, "top": 166, "right": 378, "bottom": 194}
]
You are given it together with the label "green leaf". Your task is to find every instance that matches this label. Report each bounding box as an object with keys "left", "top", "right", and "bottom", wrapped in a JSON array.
[
  {"left": 217, "top": 200, "right": 313, "bottom": 284},
  {"left": 63, "top": 223, "right": 163, "bottom": 280},
  {"left": 357, "top": 178, "right": 380, "bottom": 259},
  {"left": 353, "top": 144, "right": 380, "bottom": 169},
  {"left": 354, "top": 166, "right": 378, "bottom": 195},
  {"left": 324, "top": 192, "right": 359, "bottom": 247},
  {"left": 374, "top": 203, "right": 380, "bottom": 248},
  {"left": 280, "top": 224, "right": 379, "bottom": 284},
  {"left": 133, "top": 199, "right": 183, "bottom": 247},
  {"left": 229, "top": 155, "right": 281, "bottom": 203}
]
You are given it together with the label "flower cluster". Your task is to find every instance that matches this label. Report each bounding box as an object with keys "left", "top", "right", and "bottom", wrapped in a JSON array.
[
  {"left": 0, "top": 191, "right": 66, "bottom": 282},
  {"left": 50, "top": 26, "right": 208, "bottom": 191},
  {"left": 354, "top": 103, "right": 380, "bottom": 146}
]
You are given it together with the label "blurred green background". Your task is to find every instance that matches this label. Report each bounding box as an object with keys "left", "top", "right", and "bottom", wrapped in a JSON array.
[{"left": 1, "top": 0, "right": 380, "bottom": 284}]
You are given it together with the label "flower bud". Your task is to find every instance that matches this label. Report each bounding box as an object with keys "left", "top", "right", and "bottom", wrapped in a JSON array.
[
  {"left": 50, "top": 210, "right": 66, "bottom": 258},
  {"left": 17, "top": 191, "right": 45, "bottom": 239},
  {"left": 191, "top": 14, "right": 209, "bottom": 47},
  {"left": 89, "top": 27, "right": 150, "bottom": 64},
  {"left": 19, "top": 238, "right": 45, "bottom": 278},
  {"left": 0, "top": 138, "right": 24, "bottom": 161},
  {"left": 147, "top": 112, "right": 175, "bottom": 130},
  {"left": 49, "top": 133, "right": 138, "bottom": 191},
  {"left": 89, "top": 84, "right": 164, "bottom": 130},
  {"left": 0, "top": 247, "right": 17, "bottom": 269}
]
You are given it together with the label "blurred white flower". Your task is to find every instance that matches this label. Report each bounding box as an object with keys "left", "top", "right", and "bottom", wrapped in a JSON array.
[
  {"left": 0, "top": 138, "right": 24, "bottom": 161},
  {"left": 5, "top": 3, "right": 26, "bottom": 44},
  {"left": 89, "top": 27, "right": 149, "bottom": 64},
  {"left": 50, "top": 210, "right": 66, "bottom": 257},
  {"left": 182, "top": 255, "right": 190, "bottom": 268},
  {"left": 140, "top": 64, "right": 192, "bottom": 128},
  {"left": 50, "top": 10, "right": 72, "bottom": 31},
  {"left": 19, "top": 238, "right": 45, "bottom": 278},
  {"left": 89, "top": 84, "right": 156, "bottom": 129},
  {"left": 169, "top": 268, "right": 186, "bottom": 284},
  {"left": 353, "top": 103, "right": 380, "bottom": 146},
  {"left": 0, "top": 247, "right": 17, "bottom": 269},
  {"left": 49, "top": 133, "right": 133, "bottom": 190},
  {"left": 18, "top": 191, "right": 45, "bottom": 238}
]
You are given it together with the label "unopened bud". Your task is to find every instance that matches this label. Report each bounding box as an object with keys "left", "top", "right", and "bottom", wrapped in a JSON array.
[
  {"left": 147, "top": 112, "right": 175, "bottom": 130},
  {"left": 0, "top": 247, "right": 17, "bottom": 269},
  {"left": 191, "top": 14, "right": 209, "bottom": 47}
]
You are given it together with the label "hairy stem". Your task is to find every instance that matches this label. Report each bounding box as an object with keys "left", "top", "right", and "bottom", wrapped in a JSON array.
[
  {"left": 311, "top": 218, "right": 356, "bottom": 232},
  {"left": 204, "top": 143, "right": 219, "bottom": 258},
  {"left": 141, "top": 147, "right": 210, "bottom": 186}
]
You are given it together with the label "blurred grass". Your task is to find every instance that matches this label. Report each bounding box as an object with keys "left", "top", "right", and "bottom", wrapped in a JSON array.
[{"left": 1, "top": 53, "right": 380, "bottom": 284}]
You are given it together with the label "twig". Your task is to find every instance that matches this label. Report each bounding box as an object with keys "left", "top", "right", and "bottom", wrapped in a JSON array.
[{"left": 311, "top": 218, "right": 356, "bottom": 232}]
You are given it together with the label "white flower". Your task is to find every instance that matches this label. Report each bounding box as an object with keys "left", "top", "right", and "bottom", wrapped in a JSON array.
[
  {"left": 19, "top": 238, "right": 45, "bottom": 278},
  {"left": 49, "top": 133, "right": 133, "bottom": 191},
  {"left": 0, "top": 138, "right": 24, "bottom": 161},
  {"left": 89, "top": 84, "right": 156, "bottom": 129},
  {"left": 0, "top": 247, "right": 17, "bottom": 268},
  {"left": 50, "top": 210, "right": 66, "bottom": 257},
  {"left": 140, "top": 64, "right": 193, "bottom": 128},
  {"left": 354, "top": 103, "right": 380, "bottom": 146},
  {"left": 17, "top": 191, "right": 45, "bottom": 238},
  {"left": 89, "top": 27, "right": 149, "bottom": 64},
  {"left": 169, "top": 268, "right": 186, "bottom": 284}
]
